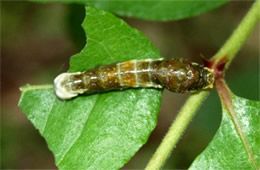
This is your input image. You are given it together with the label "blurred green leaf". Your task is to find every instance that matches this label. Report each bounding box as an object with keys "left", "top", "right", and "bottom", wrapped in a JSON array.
[
  {"left": 19, "top": 7, "right": 162, "bottom": 169},
  {"left": 190, "top": 94, "right": 260, "bottom": 169},
  {"left": 35, "top": 0, "right": 228, "bottom": 21},
  {"left": 66, "top": 4, "right": 86, "bottom": 50}
]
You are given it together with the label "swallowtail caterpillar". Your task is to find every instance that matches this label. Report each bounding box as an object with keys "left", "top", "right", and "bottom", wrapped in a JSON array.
[{"left": 54, "top": 58, "right": 214, "bottom": 100}]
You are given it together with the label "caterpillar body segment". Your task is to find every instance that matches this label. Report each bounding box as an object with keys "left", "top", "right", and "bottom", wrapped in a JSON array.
[{"left": 54, "top": 58, "right": 214, "bottom": 99}]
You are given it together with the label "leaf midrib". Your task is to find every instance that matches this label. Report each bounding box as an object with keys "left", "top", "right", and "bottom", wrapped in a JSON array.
[
  {"left": 56, "top": 95, "right": 101, "bottom": 166},
  {"left": 218, "top": 80, "right": 258, "bottom": 169}
]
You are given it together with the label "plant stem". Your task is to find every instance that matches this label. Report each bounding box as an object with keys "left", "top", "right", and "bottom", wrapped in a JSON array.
[
  {"left": 212, "top": 0, "right": 260, "bottom": 68},
  {"left": 146, "top": 91, "right": 209, "bottom": 170},
  {"left": 146, "top": 1, "right": 260, "bottom": 169}
]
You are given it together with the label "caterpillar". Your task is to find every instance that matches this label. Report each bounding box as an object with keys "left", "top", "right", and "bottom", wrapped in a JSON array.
[{"left": 54, "top": 58, "right": 214, "bottom": 100}]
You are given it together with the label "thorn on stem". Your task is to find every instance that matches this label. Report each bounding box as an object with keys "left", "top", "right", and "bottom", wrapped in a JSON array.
[{"left": 199, "top": 53, "right": 214, "bottom": 68}]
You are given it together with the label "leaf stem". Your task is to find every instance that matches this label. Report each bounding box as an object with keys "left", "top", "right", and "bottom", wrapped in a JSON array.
[
  {"left": 146, "top": 1, "right": 260, "bottom": 169},
  {"left": 145, "top": 91, "right": 209, "bottom": 170}
]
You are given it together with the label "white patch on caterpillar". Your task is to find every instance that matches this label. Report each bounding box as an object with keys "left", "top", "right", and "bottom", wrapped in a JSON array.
[
  {"left": 54, "top": 72, "right": 80, "bottom": 100},
  {"left": 133, "top": 60, "right": 139, "bottom": 87},
  {"left": 117, "top": 63, "right": 124, "bottom": 86}
]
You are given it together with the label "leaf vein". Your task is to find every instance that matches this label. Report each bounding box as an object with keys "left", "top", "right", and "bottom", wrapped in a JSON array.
[
  {"left": 42, "top": 98, "right": 57, "bottom": 135},
  {"left": 88, "top": 37, "right": 116, "bottom": 61},
  {"left": 57, "top": 95, "right": 100, "bottom": 166},
  {"left": 229, "top": 105, "right": 258, "bottom": 168}
]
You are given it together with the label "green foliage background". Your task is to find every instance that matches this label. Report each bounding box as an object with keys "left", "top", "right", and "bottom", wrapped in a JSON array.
[{"left": 36, "top": 0, "right": 227, "bottom": 21}]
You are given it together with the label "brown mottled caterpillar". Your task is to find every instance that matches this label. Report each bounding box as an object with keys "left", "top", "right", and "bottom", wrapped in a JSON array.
[{"left": 54, "top": 58, "right": 214, "bottom": 99}]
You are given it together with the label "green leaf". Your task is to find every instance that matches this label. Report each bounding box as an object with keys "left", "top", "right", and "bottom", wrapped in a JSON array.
[
  {"left": 19, "top": 7, "right": 162, "bottom": 169},
  {"left": 189, "top": 94, "right": 260, "bottom": 169},
  {"left": 35, "top": 0, "right": 228, "bottom": 21},
  {"left": 87, "top": 0, "right": 228, "bottom": 21}
]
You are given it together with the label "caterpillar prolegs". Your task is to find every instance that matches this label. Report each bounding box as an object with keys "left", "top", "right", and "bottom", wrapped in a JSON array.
[{"left": 54, "top": 58, "right": 214, "bottom": 100}]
